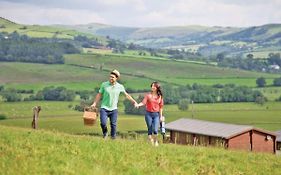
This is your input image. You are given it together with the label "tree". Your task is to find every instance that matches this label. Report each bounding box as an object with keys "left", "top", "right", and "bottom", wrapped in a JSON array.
[
  {"left": 1, "top": 89, "right": 22, "bottom": 102},
  {"left": 162, "top": 84, "right": 181, "bottom": 104},
  {"left": 275, "top": 95, "right": 281, "bottom": 102},
  {"left": 178, "top": 99, "right": 189, "bottom": 111},
  {"left": 273, "top": 77, "right": 281, "bottom": 86},
  {"left": 256, "top": 77, "right": 266, "bottom": 87},
  {"left": 123, "top": 95, "right": 145, "bottom": 115},
  {"left": 216, "top": 52, "right": 225, "bottom": 62},
  {"left": 255, "top": 96, "right": 266, "bottom": 105},
  {"left": 246, "top": 54, "right": 254, "bottom": 59},
  {"left": 268, "top": 53, "right": 281, "bottom": 66},
  {"left": 40, "top": 86, "right": 75, "bottom": 101}
]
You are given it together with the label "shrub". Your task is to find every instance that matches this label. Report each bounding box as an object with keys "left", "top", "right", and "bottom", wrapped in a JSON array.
[
  {"left": 255, "top": 96, "right": 266, "bottom": 105},
  {"left": 256, "top": 77, "right": 266, "bottom": 87},
  {"left": 1, "top": 89, "right": 22, "bottom": 102},
  {"left": 123, "top": 95, "right": 145, "bottom": 115},
  {"left": 0, "top": 114, "right": 7, "bottom": 120},
  {"left": 276, "top": 95, "right": 281, "bottom": 102},
  {"left": 178, "top": 98, "right": 189, "bottom": 111},
  {"left": 273, "top": 77, "right": 281, "bottom": 86}
]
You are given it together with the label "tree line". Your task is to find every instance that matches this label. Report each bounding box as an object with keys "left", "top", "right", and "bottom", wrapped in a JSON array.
[
  {"left": 0, "top": 86, "right": 76, "bottom": 102},
  {"left": 256, "top": 77, "right": 281, "bottom": 87},
  {"left": 123, "top": 83, "right": 269, "bottom": 114},
  {"left": 1, "top": 83, "right": 280, "bottom": 115},
  {"left": 0, "top": 32, "right": 80, "bottom": 64},
  {"left": 217, "top": 53, "right": 281, "bottom": 73}
]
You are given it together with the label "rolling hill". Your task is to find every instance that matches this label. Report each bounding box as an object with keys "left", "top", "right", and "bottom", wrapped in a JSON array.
[
  {"left": 56, "top": 22, "right": 281, "bottom": 57},
  {"left": 0, "top": 17, "right": 104, "bottom": 42},
  {"left": 2, "top": 16, "right": 281, "bottom": 58}
]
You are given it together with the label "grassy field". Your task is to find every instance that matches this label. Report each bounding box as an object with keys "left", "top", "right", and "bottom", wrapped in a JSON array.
[
  {"left": 1, "top": 101, "right": 280, "bottom": 133},
  {"left": 255, "top": 86, "right": 281, "bottom": 101},
  {"left": 65, "top": 53, "right": 276, "bottom": 78},
  {"left": 244, "top": 51, "right": 281, "bottom": 59},
  {"left": 1, "top": 125, "right": 281, "bottom": 175},
  {"left": 0, "top": 46, "right": 280, "bottom": 90},
  {"left": 3, "top": 52, "right": 280, "bottom": 94},
  {"left": 0, "top": 62, "right": 152, "bottom": 91},
  {"left": 64, "top": 53, "right": 280, "bottom": 87}
]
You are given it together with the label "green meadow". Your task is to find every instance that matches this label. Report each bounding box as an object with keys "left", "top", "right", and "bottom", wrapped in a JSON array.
[
  {"left": 1, "top": 101, "right": 280, "bottom": 133},
  {"left": 245, "top": 51, "right": 281, "bottom": 59},
  {"left": 256, "top": 86, "right": 281, "bottom": 101},
  {"left": 1, "top": 51, "right": 281, "bottom": 133},
  {"left": 1, "top": 50, "right": 280, "bottom": 92},
  {"left": 1, "top": 125, "right": 281, "bottom": 175},
  {"left": 64, "top": 53, "right": 280, "bottom": 87}
]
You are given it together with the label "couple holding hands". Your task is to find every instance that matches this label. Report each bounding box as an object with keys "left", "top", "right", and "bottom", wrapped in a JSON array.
[{"left": 91, "top": 69, "right": 164, "bottom": 146}]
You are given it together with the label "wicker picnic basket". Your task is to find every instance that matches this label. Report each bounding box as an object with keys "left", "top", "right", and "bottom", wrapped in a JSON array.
[{"left": 83, "top": 107, "right": 99, "bottom": 126}]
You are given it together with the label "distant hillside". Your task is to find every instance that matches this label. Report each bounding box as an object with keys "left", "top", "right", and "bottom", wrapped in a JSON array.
[
  {"left": 57, "top": 22, "right": 281, "bottom": 57},
  {"left": 1, "top": 16, "right": 281, "bottom": 58},
  {"left": 0, "top": 17, "right": 103, "bottom": 41}
]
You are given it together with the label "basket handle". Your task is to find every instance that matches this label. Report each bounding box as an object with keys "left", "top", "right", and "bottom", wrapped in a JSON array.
[{"left": 84, "top": 106, "right": 98, "bottom": 112}]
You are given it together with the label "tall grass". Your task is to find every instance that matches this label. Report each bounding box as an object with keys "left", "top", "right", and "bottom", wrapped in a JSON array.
[{"left": 1, "top": 125, "right": 281, "bottom": 175}]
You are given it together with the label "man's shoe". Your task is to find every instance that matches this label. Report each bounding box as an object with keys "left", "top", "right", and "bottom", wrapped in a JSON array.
[{"left": 103, "top": 133, "right": 108, "bottom": 139}]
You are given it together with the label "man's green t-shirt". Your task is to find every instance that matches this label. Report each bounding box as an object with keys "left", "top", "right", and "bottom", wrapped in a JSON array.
[{"left": 99, "top": 81, "right": 125, "bottom": 110}]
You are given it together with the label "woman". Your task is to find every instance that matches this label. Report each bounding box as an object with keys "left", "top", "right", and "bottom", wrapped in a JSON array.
[{"left": 136, "top": 81, "right": 164, "bottom": 146}]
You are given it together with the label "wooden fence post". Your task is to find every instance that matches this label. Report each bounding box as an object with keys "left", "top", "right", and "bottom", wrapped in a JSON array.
[{"left": 31, "top": 106, "right": 41, "bottom": 129}]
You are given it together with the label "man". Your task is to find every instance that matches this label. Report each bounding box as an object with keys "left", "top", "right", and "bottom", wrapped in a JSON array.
[{"left": 91, "top": 69, "right": 137, "bottom": 139}]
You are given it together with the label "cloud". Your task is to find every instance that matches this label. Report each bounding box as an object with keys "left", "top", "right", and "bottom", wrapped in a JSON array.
[
  {"left": 0, "top": 0, "right": 280, "bottom": 27},
  {"left": 0, "top": 1, "right": 106, "bottom": 25},
  {"left": 133, "top": 0, "right": 281, "bottom": 27}
]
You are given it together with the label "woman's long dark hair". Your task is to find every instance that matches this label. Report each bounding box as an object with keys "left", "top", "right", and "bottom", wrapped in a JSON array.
[{"left": 151, "top": 81, "right": 163, "bottom": 97}]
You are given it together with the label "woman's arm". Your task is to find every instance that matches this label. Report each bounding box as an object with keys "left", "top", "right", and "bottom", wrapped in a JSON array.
[
  {"left": 136, "top": 102, "right": 144, "bottom": 108},
  {"left": 159, "top": 107, "right": 163, "bottom": 121}
]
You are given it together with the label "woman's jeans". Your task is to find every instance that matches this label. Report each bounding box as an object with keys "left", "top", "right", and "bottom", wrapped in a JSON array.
[
  {"left": 100, "top": 108, "right": 118, "bottom": 139},
  {"left": 145, "top": 111, "right": 160, "bottom": 135}
]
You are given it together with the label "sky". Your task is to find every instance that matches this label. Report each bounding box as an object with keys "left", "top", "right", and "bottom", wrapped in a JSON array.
[{"left": 0, "top": 0, "right": 281, "bottom": 27}]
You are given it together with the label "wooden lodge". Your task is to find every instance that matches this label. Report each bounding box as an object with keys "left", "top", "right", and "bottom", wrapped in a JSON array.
[
  {"left": 165, "top": 118, "right": 277, "bottom": 154},
  {"left": 276, "top": 130, "right": 281, "bottom": 151}
]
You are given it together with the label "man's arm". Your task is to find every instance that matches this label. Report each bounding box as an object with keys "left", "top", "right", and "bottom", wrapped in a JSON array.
[
  {"left": 124, "top": 92, "right": 137, "bottom": 107},
  {"left": 91, "top": 93, "right": 102, "bottom": 107}
]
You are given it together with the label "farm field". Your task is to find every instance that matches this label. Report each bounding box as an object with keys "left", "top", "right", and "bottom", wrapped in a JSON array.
[
  {"left": 64, "top": 53, "right": 280, "bottom": 87},
  {"left": 1, "top": 101, "right": 280, "bottom": 134},
  {"left": 244, "top": 51, "right": 281, "bottom": 59},
  {"left": 255, "top": 86, "right": 281, "bottom": 101},
  {"left": 1, "top": 51, "right": 281, "bottom": 134},
  {"left": 0, "top": 62, "right": 152, "bottom": 91},
  {"left": 65, "top": 53, "right": 277, "bottom": 78},
  {"left": 1, "top": 51, "right": 280, "bottom": 92}
]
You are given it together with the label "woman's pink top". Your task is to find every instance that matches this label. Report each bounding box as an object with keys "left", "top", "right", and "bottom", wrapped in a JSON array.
[{"left": 142, "top": 93, "right": 164, "bottom": 112}]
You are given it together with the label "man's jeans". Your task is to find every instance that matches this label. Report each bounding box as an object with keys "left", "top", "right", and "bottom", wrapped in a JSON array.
[
  {"left": 145, "top": 111, "right": 160, "bottom": 135},
  {"left": 100, "top": 108, "right": 118, "bottom": 138}
]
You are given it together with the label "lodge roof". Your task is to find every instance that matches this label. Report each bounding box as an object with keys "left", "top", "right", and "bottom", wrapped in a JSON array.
[
  {"left": 275, "top": 130, "right": 281, "bottom": 142},
  {"left": 165, "top": 118, "right": 275, "bottom": 139}
]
